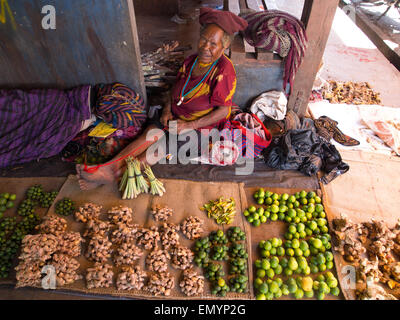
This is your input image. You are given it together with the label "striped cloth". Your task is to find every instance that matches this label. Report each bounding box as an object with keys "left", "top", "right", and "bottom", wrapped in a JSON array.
[
  {"left": 0, "top": 85, "right": 91, "bottom": 168},
  {"left": 241, "top": 10, "right": 308, "bottom": 93},
  {"left": 94, "top": 83, "right": 146, "bottom": 129}
]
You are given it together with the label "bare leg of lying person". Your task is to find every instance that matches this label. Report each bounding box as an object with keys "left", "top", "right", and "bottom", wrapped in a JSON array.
[{"left": 76, "top": 125, "right": 165, "bottom": 190}]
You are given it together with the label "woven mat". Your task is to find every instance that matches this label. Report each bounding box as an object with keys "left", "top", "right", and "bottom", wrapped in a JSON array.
[{"left": 22, "top": 175, "right": 253, "bottom": 300}]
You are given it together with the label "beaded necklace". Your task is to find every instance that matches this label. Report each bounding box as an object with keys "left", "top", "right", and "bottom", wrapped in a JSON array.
[{"left": 177, "top": 57, "right": 219, "bottom": 106}]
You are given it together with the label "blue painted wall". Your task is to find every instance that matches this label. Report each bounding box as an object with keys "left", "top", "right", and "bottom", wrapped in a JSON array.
[{"left": 0, "top": 0, "right": 145, "bottom": 98}]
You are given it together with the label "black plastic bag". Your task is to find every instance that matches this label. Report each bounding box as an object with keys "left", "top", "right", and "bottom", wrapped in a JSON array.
[{"left": 264, "top": 129, "right": 349, "bottom": 183}]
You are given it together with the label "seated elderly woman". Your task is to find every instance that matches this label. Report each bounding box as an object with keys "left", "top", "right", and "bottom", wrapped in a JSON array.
[{"left": 77, "top": 8, "right": 248, "bottom": 190}]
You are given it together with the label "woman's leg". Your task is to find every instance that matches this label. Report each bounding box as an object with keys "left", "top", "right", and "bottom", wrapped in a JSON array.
[{"left": 77, "top": 124, "right": 165, "bottom": 189}]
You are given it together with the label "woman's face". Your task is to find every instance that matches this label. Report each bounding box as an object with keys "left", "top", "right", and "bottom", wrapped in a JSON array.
[{"left": 197, "top": 24, "right": 226, "bottom": 65}]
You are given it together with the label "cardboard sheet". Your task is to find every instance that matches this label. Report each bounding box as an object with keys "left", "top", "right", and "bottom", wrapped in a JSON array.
[
  {"left": 245, "top": 186, "right": 344, "bottom": 300},
  {"left": 321, "top": 149, "right": 400, "bottom": 300},
  {"left": 27, "top": 175, "right": 253, "bottom": 300}
]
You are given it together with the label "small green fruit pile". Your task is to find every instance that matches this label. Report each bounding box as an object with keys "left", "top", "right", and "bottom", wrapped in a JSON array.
[
  {"left": 210, "top": 278, "right": 230, "bottom": 297},
  {"left": 229, "top": 257, "right": 247, "bottom": 275},
  {"left": 0, "top": 193, "right": 16, "bottom": 219},
  {"left": 209, "top": 229, "right": 228, "bottom": 245},
  {"left": 193, "top": 226, "right": 249, "bottom": 297},
  {"left": 193, "top": 237, "right": 211, "bottom": 268},
  {"left": 17, "top": 199, "right": 36, "bottom": 217},
  {"left": 227, "top": 226, "right": 246, "bottom": 242},
  {"left": 210, "top": 244, "right": 229, "bottom": 261},
  {"left": 229, "top": 275, "right": 248, "bottom": 293},
  {"left": 204, "top": 263, "right": 225, "bottom": 281},
  {"left": 40, "top": 191, "right": 59, "bottom": 208},
  {"left": 229, "top": 242, "right": 248, "bottom": 259},
  {"left": 26, "top": 185, "right": 44, "bottom": 201},
  {"left": 55, "top": 198, "right": 75, "bottom": 216}
]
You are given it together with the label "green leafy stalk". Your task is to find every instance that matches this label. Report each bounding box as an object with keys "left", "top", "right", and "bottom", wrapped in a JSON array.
[{"left": 144, "top": 164, "right": 165, "bottom": 196}]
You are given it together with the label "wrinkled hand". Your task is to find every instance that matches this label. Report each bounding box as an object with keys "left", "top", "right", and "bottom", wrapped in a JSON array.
[{"left": 160, "top": 111, "right": 174, "bottom": 127}]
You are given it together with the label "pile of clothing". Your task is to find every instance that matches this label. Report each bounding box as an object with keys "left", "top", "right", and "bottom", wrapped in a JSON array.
[{"left": 263, "top": 116, "right": 350, "bottom": 184}]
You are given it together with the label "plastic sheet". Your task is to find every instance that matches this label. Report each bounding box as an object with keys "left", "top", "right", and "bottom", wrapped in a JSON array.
[{"left": 264, "top": 129, "right": 349, "bottom": 183}]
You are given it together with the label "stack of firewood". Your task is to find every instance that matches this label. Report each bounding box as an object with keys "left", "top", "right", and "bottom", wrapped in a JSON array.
[{"left": 141, "top": 41, "right": 191, "bottom": 88}]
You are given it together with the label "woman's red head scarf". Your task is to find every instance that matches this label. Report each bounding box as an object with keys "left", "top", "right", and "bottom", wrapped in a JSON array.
[{"left": 199, "top": 7, "right": 248, "bottom": 35}]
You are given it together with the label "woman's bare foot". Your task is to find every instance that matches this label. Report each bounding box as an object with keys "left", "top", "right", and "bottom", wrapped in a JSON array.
[
  {"left": 78, "top": 179, "right": 101, "bottom": 191},
  {"left": 76, "top": 163, "right": 122, "bottom": 190}
]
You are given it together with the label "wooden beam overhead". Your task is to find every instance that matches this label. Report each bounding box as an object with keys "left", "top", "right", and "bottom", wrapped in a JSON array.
[{"left": 287, "top": 0, "right": 340, "bottom": 117}]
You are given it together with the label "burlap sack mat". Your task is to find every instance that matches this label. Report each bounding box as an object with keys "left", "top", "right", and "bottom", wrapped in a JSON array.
[{"left": 22, "top": 175, "right": 253, "bottom": 300}]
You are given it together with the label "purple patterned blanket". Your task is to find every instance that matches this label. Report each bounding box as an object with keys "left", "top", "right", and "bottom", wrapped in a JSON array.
[{"left": 0, "top": 85, "right": 91, "bottom": 168}]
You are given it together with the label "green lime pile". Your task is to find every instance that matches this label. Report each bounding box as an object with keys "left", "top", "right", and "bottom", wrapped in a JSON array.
[
  {"left": 192, "top": 226, "right": 249, "bottom": 297},
  {"left": 17, "top": 199, "right": 36, "bottom": 217},
  {"left": 211, "top": 278, "right": 230, "bottom": 297},
  {"left": 55, "top": 198, "right": 75, "bottom": 216},
  {"left": 229, "top": 275, "right": 248, "bottom": 293},
  {"left": 229, "top": 257, "right": 247, "bottom": 275},
  {"left": 245, "top": 189, "right": 324, "bottom": 228},
  {"left": 250, "top": 189, "right": 340, "bottom": 300},
  {"left": 227, "top": 226, "right": 246, "bottom": 242},
  {"left": 256, "top": 272, "right": 340, "bottom": 300},
  {"left": 229, "top": 242, "right": 248, "bottom": 259},
  {"left": 193, "top": 237, "right": 211, "bottom": 268},
  {"left": 210, "top": 244, "right": 229, "bottom": 261},
  {"left": 0, "top": 184, "right": 63, "bottom": 279},
  {"left": 0, "top": 214, "right": 40, "bottom": 278},
  {"left": 0, "top": 193, "right": 16, "bottom": 219},
  {"left": 209, "top": 229, "right": 228, "bottom": 245},
  {"left": 204, "top": 263, "right": 225, "bottom": 281},
  {"left": 26, "top": 185, "right": 44, "bottom": 202},
  {"left": 40, "top": 191, "right": 59, "bottom": 208}
]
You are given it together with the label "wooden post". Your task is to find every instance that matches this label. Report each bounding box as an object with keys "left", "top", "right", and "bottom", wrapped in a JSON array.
[
  {"left": 127, "top": 0, "right": 147, "bottom": 105},
  {"left": 287, "top": 0, "right": 339, "bottom": 117}
]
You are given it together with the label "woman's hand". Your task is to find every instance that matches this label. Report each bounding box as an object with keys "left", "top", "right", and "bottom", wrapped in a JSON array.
[
  {"left": 160, "top": 97, "right": 173, "bottom": 126},
  {"left": 160, "top": 110, "right": 174, "bottom": 127},
  {"left": 168, "top": 119, "right": 195, "bottom": 134}
]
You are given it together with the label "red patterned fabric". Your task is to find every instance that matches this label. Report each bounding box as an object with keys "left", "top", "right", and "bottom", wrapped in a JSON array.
[
  {"left": 242, "top": 10, "right": 308, "bottom": 93},
  {"left": 199, "top": 7, "right": 248, "bottom": 35}
]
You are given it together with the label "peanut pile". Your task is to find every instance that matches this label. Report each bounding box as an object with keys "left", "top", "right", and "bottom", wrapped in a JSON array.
[
  {"left": 15, "top": 260, "right": 42, "bottom": 288},
  {"left": 57, "top": 231, "right": 83, "bottom": 257},
  {"left": 146, "top": 271, "right": 174, "bottom": 296},
  {"left": 151, "top": 205, "right": 173, "bottom": 221},
  {"left": 51, "top": 253, "right": 82, "bottom": 286},
  {"left": 86, "top": 263, "right": 114, "bottom": 289},
  {"left": 159, "top": 222, "right": 180, "bottom": 250},
  {"left": 74, "top": 203, "right": 102, "bottom": 223},
  {"left": 83, "top": 219, "right": 112, "bottom": 238},
  {"left": 181, "top": 216, "right": 204, "bottom": 240},
  {"left": 86, "top": 235, "right": 113, "bottom": 263},
  {"left": 136, "top": 226, "right": 160, "bottom": 250},
  {"left": 113, "top": 242, "right": 144, "bottom": 266},
  {"left": 108, "top": 206, "right": 133, "bottom": 226},
  {"left": 116, "top": 266, "right": 147, "bottom": 291},
  {"left": 179, "top": 268, "right": 204, "bottom": 296},
  {"left": 35, "top": 215, "right": 67, "bottom": 235},
  {"left": 170, "top": 245, "right": 194, "bottom": 270},
  {"left": 110, "top": 222, "right": 139, "bottom": 245},
  {"left": 146, "top": 249, "right": 170, "bottom": 273}
]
